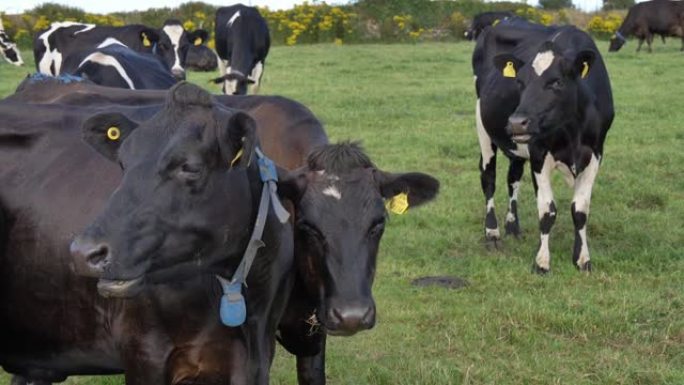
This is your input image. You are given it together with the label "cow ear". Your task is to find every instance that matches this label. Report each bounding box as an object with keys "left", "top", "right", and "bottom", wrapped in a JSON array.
[
  {"left": 188, "top": 29, "right": 209, "bottom": 46},
  {"left": 140, "top": 28, "right": 160, "bottom": 48},
  {"left": 82, "top": 112, "right": 138, "bottom": 162},
  {"left": 374, "top": 171, "right": 440, "bottom": 213},
  {"left": 493, "top": 54, "right": 524, "bottom": 78},
  {"left": 573, "top": 50, "right": 596, "bottom": 79},
  {"left": 219, "top": 111, "right": 257, "bottom": 169},
  {"left": 276, "top": 167, "right": 309, "bottom": 204}
]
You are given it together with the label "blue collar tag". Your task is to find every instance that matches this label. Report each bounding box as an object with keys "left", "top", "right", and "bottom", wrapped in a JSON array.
[
  {"left": 217, "top": 276, "right": 246, "bottom": 327},
  {"left": 256, "top": 147, "right": 277, "bottom": 183}
]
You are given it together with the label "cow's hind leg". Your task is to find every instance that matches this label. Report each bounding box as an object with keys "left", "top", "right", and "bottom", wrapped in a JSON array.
[
  {"left": 636, "top": 37, "right": 644, "bottom": 52},
  {"left": 531, "top": 153, "right": 556, "bottom": 274},
  {"left": 571, "top": 153, "right": 600, "bottom": 272},
  {"left": 505, "top": 157, "right": 525, "bottom": 238},
  {"left": 476, "top": 99, "right": 500, "bottom": 249}
]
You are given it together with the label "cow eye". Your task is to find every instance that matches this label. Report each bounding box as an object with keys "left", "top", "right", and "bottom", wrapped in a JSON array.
[
  {"left": 368, "top": 219, "right": 386, "bottom": 239},
  {"left": 177, "top": 162, "right": 203, "bottom": 182},
  {"left": 548, "top": 79, "right": 563, "bottom": 91}
]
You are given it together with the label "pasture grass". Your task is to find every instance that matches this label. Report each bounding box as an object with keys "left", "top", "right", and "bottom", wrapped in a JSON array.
[{"left": 0, "top": 41, "right": 683, "bottom": 384}]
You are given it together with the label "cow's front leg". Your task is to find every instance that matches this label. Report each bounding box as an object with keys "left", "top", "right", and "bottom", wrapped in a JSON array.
[
  {"left": 249, "top": 61, "right": 264, "bottom": 94},
  {"left": 571, "top": 153, "right": 600, "bottom": 272},
  {"left": 531, "top": 153, "right": 556, "bottom": 274},
  {"left": 476, "top": 100, "right": 500, "bottom": 248},
  {"left": 296, "top": 336, "right": 326, "bottom": 385},
  {"left": 646, "top": 33, "right": 654, "bottom": 52},
  {"left": 121, "top": 335, "right": 170, "bottom": 385},
  {"left": 505, "top": 157, "right": 525, "bottom": 238},
  {"left": 636, "top": 37, "right": 644, "bottom": 52}
]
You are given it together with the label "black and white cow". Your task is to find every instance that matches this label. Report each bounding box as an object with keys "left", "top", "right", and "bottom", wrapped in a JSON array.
[
  {"left": 472, "top": 20, "right": 614, "bottom": 273},
  {"left": 185, "top": 44, "right": 219, "bottom": 71},
  {"left": 60, "top": 39, "right": 177, "bottom": 89},
  {"left": 464, "top": 11, "right": 514, "bottom": 41},
  {"left": 213, "top": 5, "right": 270, "bottom": 95},
  {"left": 33, "top": 21, "right": 207, "bottom": 80},
  {"left": 0, "top": 18, "right": 23, "bottom": 66}
]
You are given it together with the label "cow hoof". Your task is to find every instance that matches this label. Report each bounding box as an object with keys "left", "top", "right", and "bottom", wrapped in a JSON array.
[
  {"left": 532, "top": 264, "right": 549, "bottom": 275},
  {"left": 504, "top": 222, "right": 521, "bottom": 239},
  {"left": 578, "top": 261, "right": 592, "bottom": 272},
  {"left": 484, "top": 237, "right": 502, "bottom": 251}
]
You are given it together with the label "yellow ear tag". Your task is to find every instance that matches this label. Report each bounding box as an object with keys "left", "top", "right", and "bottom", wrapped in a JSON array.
[
  {"left": 142, "top": 33, "right": 151, "bottom": 47},
  {"left": 503, "top": 61, "right": 516, "bottom": 78},
  {"left": 581, "top": 61, "right": 589, "bottom": 79},
  {"left": 230, "top": 148, "right": 243, "bottom": 167},
  {"left": 492, "top": 19, "right": 500, "bottom": 26},
  {"left": 194, "top": 37, "right": 202, "bottom": 46},
  {"left": 386, "top": 192, "right": 409, "bottom": 215},
  {"left": 106, "top": 126, "right": 121, "bottom": 141}
]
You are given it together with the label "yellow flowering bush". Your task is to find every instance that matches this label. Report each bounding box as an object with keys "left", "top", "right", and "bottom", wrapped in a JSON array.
[
  {"left": 260, "top": 2, "right": 357, "bottom": 46},
  {"left": 587, "top": 13, "right": 623, "bottom": 38}
]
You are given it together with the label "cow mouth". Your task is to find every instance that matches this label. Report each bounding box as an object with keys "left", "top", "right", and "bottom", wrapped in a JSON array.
[
  {"left": 511, "top": 134, "right": 532, "bottom": 143},
  {"left": 97, "top": 276, "right": 145, "bottom": 298}
]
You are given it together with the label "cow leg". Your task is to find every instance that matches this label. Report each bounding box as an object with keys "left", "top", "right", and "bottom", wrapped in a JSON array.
[
  {"left": 296, "top": 336, "right": 326, "bottom": 385},
  {"left": 646, "top": 33, "right": 654, "bottom": 53},
  {"left": 250, "top": 61, "right": 265, "bottom": 94},
  {"left": 571, "top": 153, "right": 600, "bottom": 272},
  {"left": 531, "top": 153, "right": 556, "bottom": 274},
  {"left": 504, "top": 157, "right": 525, "bottom": 238},
  {"left": 476, "top": 99, "right": 500, "bottom": 248},
  {"left": 10, "top": 376, "right": 52, "bottom": 385},
  {"left": 636, "top": 38, "right": 644, "bottom": 52}
]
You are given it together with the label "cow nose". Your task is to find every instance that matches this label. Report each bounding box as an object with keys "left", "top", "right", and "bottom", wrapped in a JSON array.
[
  {"left": 326, "top": 302, "right": 376, "bottom": 335},
  {"left": 70, "top": 238, "right": 111, "bottom": 276},
  {"left": 508, "top": 115, "right": 529, "bottom": 135},
  {"left": 171, "top": 69, "right": 186, "bottom": 80}
]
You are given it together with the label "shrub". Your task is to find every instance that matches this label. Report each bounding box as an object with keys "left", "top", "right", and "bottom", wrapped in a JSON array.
[{"left": 586, "top": 13, "right": 623, "bottom": 38}]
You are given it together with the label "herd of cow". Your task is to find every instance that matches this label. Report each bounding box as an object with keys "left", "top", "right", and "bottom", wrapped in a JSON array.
[{"left": 0, "top": 0, "right": 679, "bottom": 384}]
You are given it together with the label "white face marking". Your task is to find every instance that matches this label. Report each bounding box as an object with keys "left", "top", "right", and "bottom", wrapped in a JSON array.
[
  {"left": 227, "top": 11, "right": 241, "bottom": 27},
  {"left": 476, "top": 99, "right": 495, "bottom": 170},
  {"left": 38, "top": 22, "right": 95, "bottom": 75},
  {"left": 532, "top": 50, "right": 554, "bottom": 76},
  {"left": 78, "top": 52, "right": 136, "bottom": 89},
  {"left": 322, "top": 186, "right": 342, "bottom": 200},
  {"left": 224, "top": 65, "right": 238, "bottom": 94},
  {"left": 162, "top": 24, "right": 184, "bottom": 72},
  {"left": 97, "top": 37, "right": 127, "bottom": 49}
]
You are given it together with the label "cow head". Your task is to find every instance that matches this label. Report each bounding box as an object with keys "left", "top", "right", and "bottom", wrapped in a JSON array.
[
  {"left": 70, "top": 82, "right": 258, "bottom": 298},
  {"left": 0, "top": 30, "right": 23, "bottom": 66},
  {"left": 608, "top": 31, "right": 626, "bottom": 52},
  {"left": 157, "top": 20, "right": 209, "bottom": 80},
  {"left": 277, "top": 143, "right": 439, "bottom": 336},
  {"left": 494, "top": 41, "right": 597, "bottom": 144}
]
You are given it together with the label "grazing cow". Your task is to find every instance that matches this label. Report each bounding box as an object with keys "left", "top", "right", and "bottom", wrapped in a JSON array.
[
  {"left": 213, "top": 5, "right": 270, "bottom": 95},
  {"left": 0, "top": 18, "right": 23, "bottom": 66},
  {"left": 609, "top": 0, "right": 684, "bottom": 52},
  {"left": 473, "top": 20, "right": 614, "bottom": 273},
  {"left": 60, "top": 40, "right": 177, "bottom": 89},
  {"left": 465, "top": 11, "right": 514, "bottom": 41},
  {"left": 33, "top": 21, "right": 207, "bottom": 80}
]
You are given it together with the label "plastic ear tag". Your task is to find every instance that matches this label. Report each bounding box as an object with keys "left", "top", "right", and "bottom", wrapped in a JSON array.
[
  {"left": 194, "top": 37, "right": 202, "bottom": 46},
  {"left": 217, "top": 276, "right": 246, "bottom": 327},
  {"left": 142, "top": 33, "right": 151, "bottom": 47},
  {"left": 581, "top": 61, "right": 589, "bottom": 79},
  {"left": 492, "top": 19, "right": 500, "bottom": 26},
  {"left": 106, "top": 126, "right": 121, "bottom": 141},
  {"left": 230, "top": 148, "right": 243, "bottom": 167},
  {"left": 386, "top": 192, "right": 409, "bottom": 215},
  {"left": 503, "top": 61, "right": 516, "bottom": 78}
]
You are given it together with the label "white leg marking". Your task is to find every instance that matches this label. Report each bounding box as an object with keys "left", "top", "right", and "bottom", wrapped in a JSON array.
[
  {"left": 485, "top": 198, "right": 500, "bottom": 238},
  {"left": 476, "top": 99, "right": 495, "bottom": 170},
  {"left": 534, "top": 153, "right": 556, "bottom": 269},
  {"left": 536, "top": 233, "right": 551, "bottom": 270},
  {"left": 250, "top": 61, "right": 264, "bottom": 92},
  {"left": 506, "top": 181, "right": 521, "bottom": 223},
  {"left": 572, "top": 154, "right": 600, "bottom": 268}
]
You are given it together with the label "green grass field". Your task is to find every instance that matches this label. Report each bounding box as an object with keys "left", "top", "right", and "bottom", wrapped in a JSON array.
[{"left": 0, "top": 41, "right": 683, "bottom": 384}]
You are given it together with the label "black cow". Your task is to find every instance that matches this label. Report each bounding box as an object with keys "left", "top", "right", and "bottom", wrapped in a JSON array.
[
  {"left": 473, "top": 20, "right": 614, "bottom": 273},
  {"left": 33, "top": 20, "right": 207, "bottom": 80},
  {"left": 609, "top": 0, "right": 684, "bottom": 52},
  {"left": 60, "top": 40, "right": 177, "bottom": 89},
  {"left": 213, "top": 5, "right": 270, "bottom": 95},
  {"left": 465, "top": 11, "right": 514, "bottom": 41},
  {"left": 0, "top": 19, "right": 23, "bottom": 66},
  {"left": 186, "top": 44, "right": 219, "bottom": 71}
]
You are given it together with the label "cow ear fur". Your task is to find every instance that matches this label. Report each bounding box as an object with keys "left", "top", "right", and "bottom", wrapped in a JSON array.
[
  {"left": 82, "top": 112, "right": 138, "bottom": 162},
  {"left": 374, "top": 171, "right": 440, "bottom": 209},
  {"left": 219, "top": 111, "right": 257, "bottom": 169},
  {"left": 493, "top": 54, "right": 524, "bottom": 78}
]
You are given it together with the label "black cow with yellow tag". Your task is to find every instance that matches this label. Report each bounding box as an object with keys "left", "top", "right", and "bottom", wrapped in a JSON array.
[{"left": 471, "top": 19, "right": 614, "bottom": 273}]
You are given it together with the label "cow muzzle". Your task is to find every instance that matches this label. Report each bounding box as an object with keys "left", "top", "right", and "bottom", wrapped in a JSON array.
[
  {"left": 70, "top": 237, "right": 111, "bottom": 277},
  {"left": 507, "top": 115, "right": 532, "bottom": 143},
  {"left": 324, "top": 299, "right": 376, "bottom": 336},
  {"left": 171, "top": 68, "right": 186, "bottom": 80}
]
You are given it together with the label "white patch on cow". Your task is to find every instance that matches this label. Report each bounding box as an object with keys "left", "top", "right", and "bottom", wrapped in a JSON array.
[
  {"left": 505, "top": 212, "right": 516, "bottom": 223},
  {"left": 535, "top": 233, "right": 551, "bottom": 270},
  {"left": 473, "top": 75, "right": 477, "bottom": 84},
  {"left": 162, "top": 24, "right": 184, "bottom": 73},
  {"left": 511, "top": 144, "right": 529, "bottom": 159},
  {"left": 555, "top": 160, "right": 575, "bottom": 187},
  {"left": 486, "top": 227, "right": 501, "bottom": 239},
  {"left": 532, "top": 50, "right": 554, "bottom": 76},
  {"left": 576, "top": 226, "right": 590, "bottom": 268},
  {"left": 250, "top": 61, "right": 264, "bottom": 90},
  {"left": 38, "top": 22, "right": 94, "bottom": 75},
  {"left": 534, "top": 153, "right": 555, "bottom": 220},
  {"left": 486, "top": 198, "right": 495, "bottom": 211},
  {"left": 476, "top": 99, "right": 495, "bottom": 170},
  {"left": 224, "top": 65, "right": 238, "bottom": 94},
  {"left": 78, "top": 52, "right": 136, "bottom": 90},
  {"left": 322, "top": 186, "right": 342, "bottom": 200},
  {"left": 97, "top": 37, "right": 127, "bottom": 49},
  {"left": 227, "top": 11, "right": 241, "bottom": 27},
  {"left": 572, "top": 154, "right": 599, "bottom": 215},
  {"left": 506, "top": 181, "right": 521, "bottom": 223}
]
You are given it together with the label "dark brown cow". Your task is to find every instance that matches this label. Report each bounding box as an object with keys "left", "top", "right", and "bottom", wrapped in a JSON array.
[{"left": 609, "top": 0, "right": 684, "bottom": 52}]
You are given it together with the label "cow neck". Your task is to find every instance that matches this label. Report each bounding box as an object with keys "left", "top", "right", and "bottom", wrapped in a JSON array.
[{"left": 215, "top": 147, "right": 290, "bottom": 327}]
